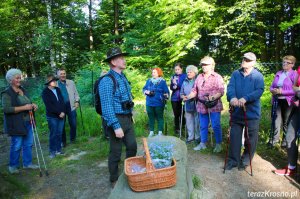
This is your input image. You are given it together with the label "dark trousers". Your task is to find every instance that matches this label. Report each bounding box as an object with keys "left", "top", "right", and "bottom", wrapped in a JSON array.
[
  {"left": 286, "top": 108, "right": 300, "bottom": 166},
  {"left": 146, "top": 106, "right": 164, "bottom": 131},
  {"left": 171, "top": 101, "right": 185, "bottom": 131},
  {"left": 270, "top": 99, "right": 293, "bottom": 144},
  {"left": 228, "top": 119, "right": 260, "bottom": 166},
  {"left": 62, "top": 102, "right": 77, "bottom": 145},
  {"left": 107, "top": 114, "right": 137, "bottom": 182}
]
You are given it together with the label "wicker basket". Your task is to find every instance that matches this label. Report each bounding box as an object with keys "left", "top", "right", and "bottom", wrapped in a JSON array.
[{"left": 124, "top": 138, "right": 177, "bottom": 192}]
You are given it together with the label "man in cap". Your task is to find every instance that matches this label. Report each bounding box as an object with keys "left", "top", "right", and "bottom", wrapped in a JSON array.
[
  {"left": 56, "top": 68, "right": 80, "bottom": 147},
  {"left": 99, "top": 47, "right": 137, "bottom": 187},
  {"left": 225, "top": 52, "right": 264, "bottom": 171}
]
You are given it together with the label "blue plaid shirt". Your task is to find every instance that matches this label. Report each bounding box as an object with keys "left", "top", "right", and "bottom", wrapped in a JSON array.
[{"left": 99, "top": 69, "right": 133, "bottom": 130}]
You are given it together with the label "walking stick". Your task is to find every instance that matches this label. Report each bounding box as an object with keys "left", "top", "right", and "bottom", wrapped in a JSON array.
[
  {"left": 243, "top": 106, "right": 253, "bottom": 176},
  {"left": 223, "top": 106, "right": 233, "bottom": 174},
  {"left": 179, "top": 102, "right": 184, "bottom": 139},
  {"left": 269, "top": 95, "right": 278, "bottom": 147},
  {"left": 29, "top": 111, "right": 49, "bottom": 177},
  {"left": 78, "top": 101, "right": 87, "bottom": 135}
]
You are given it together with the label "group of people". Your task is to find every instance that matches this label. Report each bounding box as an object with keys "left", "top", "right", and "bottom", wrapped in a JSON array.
[
  {"left": 2, "top": 68, "right": 80, "bottom": 173},
  {"left": 2, "top": 46, "right": 299, "bottom": 188}
]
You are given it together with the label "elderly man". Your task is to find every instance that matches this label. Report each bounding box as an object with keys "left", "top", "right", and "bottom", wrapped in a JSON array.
[
  {"left": 57, "top": 68, "right": 80, "bottom": 147},
  {"left": 225, "top": 52, "right": 264, "bottom": 171},
  {"left": 99, "top": 47, "right": 137, "bottom": 187}
]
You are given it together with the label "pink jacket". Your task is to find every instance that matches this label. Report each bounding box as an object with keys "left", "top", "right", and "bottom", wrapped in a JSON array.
[{"left": 270, "top": 69, "right": 297, "bottom": 105}]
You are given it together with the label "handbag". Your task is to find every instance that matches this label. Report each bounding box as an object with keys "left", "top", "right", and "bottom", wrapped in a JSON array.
[{"left": 198, "top": 98, "right": 218, "bottom": 108}]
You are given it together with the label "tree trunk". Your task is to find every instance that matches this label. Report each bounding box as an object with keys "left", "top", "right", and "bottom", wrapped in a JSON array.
[
  {"left": 113, "top": 0, "right": 120, "bottom": 44},
  {"left": 45, "top": 0, "right": 56, "bottom": 72},
  {"left": 89, "top": 0, "right": 94, "bottom": 51}
]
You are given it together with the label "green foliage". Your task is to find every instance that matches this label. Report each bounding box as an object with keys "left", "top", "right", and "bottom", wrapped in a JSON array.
[{"left": 192, "top": 175, "right": 202, "bottom": 190}]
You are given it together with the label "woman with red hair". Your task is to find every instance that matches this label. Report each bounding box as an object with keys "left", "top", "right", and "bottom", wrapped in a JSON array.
[{"left": 143, "top": 68, "right": 169, "bottom": 137}]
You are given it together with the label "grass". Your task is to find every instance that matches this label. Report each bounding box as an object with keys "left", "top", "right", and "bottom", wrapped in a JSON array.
[{"left": 192, "top": 175, "right": 202, "bottom": 190}]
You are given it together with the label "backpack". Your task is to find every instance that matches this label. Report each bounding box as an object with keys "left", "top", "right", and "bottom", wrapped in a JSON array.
[{"left": 94, "top": 73, "right": 117, "bottom": 115}]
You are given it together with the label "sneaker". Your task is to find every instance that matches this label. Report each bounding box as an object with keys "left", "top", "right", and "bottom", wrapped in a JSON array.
[
  {"left": 274, "top": 166, "right": 296, "bottom": 176},
  {"left": 49, "top": 153, "right": 56, "bottom": 159},
  {"left": 193, "top": 142, "right": 207, "bottom": 151},
  {"left": 148, "top": 131, "right": 154, "bottom": 137},
  {"left": 213, "top": 144, "right": 222, "bottom": 153},
  {"left": 55, "top": 151, "right": 65, "bottom": 156},
  {"left": 186, "top": 139, "right": 194, "bottom": 144},
  {"left": 224, "top": 162, "right": 237, "bottom": 170},
  {"left": 23, "top": 164, "right": 39, "bottom": 169},
  {"left": 158, "top": 131, "right": 163, "bottom": 136},
  {"left": 238, "top": 161, "right": 247, "bottom": 171},
  {"left": 8, "top": 166, "right": 19, "bottom": 174}
]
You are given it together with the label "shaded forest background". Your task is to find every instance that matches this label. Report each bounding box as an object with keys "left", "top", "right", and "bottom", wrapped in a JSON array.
[{"left": 0, "top": 0, "right": 300, "bottom": 77}]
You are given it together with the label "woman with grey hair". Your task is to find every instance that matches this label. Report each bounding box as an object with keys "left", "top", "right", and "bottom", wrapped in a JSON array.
[
  {"left": 1, "top": 68, "right": 39, "bottom": 174},
  {"left": 180, "top": 65, "right": 199, "bottom": 143}
]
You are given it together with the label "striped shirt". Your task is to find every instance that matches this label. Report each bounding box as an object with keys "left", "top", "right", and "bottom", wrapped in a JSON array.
[
  {"left": 191, "top": 72, "right": 225, "bottom": 114},
  {"left": 99, "top": 69, "right": 133, "bottom": 130}
]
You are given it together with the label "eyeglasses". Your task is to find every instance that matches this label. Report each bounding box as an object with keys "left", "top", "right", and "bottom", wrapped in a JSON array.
[{"left": 282, "top": 61, "right": 293, "bottom": 65}]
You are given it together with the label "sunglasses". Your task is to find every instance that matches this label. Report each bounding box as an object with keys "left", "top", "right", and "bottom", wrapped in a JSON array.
[
  {"left": 243, "top": 58, "right": 252, "bottom": 62},
  {"left": 200, "top": 63, "right": 211, "bottom": 66}
]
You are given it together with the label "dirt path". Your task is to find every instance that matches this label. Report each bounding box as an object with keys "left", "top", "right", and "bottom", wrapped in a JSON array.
[
  {"left": 188, "top": 148, "right": 300, "bottom": 199},
  {"left": 1, "top": 135, "right": 299, "bottom": 199}
]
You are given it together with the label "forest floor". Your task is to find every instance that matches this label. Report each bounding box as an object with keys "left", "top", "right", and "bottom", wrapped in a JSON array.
[{"left": 0, "top": 133, "right": 299, "bottom": 199}]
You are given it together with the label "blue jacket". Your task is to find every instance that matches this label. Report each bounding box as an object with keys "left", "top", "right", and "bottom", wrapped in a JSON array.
[
  {"left": 227, "top": 68, "right": 264, "bottom": 120},
  {"left": 143, "top": 78, "right": 170, "bottom": 107},
  {"left": 180, "top": 78, "right": 197, "bottom": 112},
  {"left": 170, "top": 73, "right": 187, "bottom": 101}
]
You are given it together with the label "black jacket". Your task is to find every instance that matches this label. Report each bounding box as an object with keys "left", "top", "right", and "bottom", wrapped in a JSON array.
[
  {"left": 42, "top": 87, "right": 66, "bottom": 118},
  {"left": 1, "top": 86, "right": 30, "bottom": 136}
]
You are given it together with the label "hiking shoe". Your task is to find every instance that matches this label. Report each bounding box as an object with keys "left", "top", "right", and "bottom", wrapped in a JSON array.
[
  {"left": 8, "top": 166, "right": 19, "bottom": 174},
  {"left": 193, "top": 142, "right": 207, "bottom": 151},
  {"left": 148, "top": 131, "right": 154, "bottom": 137},
  {"left": 23, "top": 164, "right": 39, "bottom": 169},
  {"left": 55, "top": 151, "right": 65, "bottom": 156},
  {"left": 213, "top": 144, "right": 222, "bottom": 153},
  {"left": 274, "top": 166, "right": 296, "bottom": 176},
  {"left": 49, "top": 153, "right": 56, "bottom": 159},
  {"left": 224, "top": 162, "right": 237, "bottom": 170},
  {"left": 238, "top": 161, "right": 247, "bottom": 171},
  {"left": 158, "top": 131, "right": 163, "bottom": 136},
  {"left": 186, "top": 139, "right": 194, "bottom": 144}
]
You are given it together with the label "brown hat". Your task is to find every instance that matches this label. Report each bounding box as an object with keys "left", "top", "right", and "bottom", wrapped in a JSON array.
[
  {"left": 104, "top": 47, "right": 129, "bottom": 62},
  {"left": 44, "top": 75, "right": 58, "bottom": 85},
  {"left": 243, "top": 52, "right": 256, "bottom": 61}
]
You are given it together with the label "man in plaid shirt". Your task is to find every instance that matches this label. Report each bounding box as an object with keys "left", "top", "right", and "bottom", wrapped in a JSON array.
[{"left": 99, "top": 47, "right": 137, "bottom": 188}]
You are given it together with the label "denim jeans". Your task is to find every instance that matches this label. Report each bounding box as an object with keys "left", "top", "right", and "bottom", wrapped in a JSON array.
[
  {"left": 199, "top": 111, "right": 222, "bottom": 144},
  {"left": 47, "top": 116, "right": 64, "bottom": 154},
  {"left": 62, "top": 102, "right": 77, "bottom": 145},
  {"left": 9, "top": 121, "right": 33, "bottom": 168}
]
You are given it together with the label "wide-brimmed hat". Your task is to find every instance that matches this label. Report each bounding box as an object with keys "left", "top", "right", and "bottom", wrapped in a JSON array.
[
  {"left": 243, "top": 52, "right": 256, "bottom": 61},
  {"left": 104, "top": 47, "right": 129, "bottom": 62},
  {"left": 44, "top": 75, "right": 58, "bottom": 85}
]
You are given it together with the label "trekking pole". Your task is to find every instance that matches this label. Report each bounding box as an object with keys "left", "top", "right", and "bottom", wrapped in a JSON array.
[
  {"left": 269, "top": 95, "right": 278, "bottom": 148},
  {"left": 29, "top": 111, "right": 42, "bottom": 177},
  {"left": 223, "top": 106, "right": 233, "bottom": 174},
  {"left": 179, "top": 102, "right": 184, "bottom": 139},
  {"left": 29, "top": 111, "right": 49, "bottom": 177},
  {"left": 243, "top": 106, "right": 253, "bottom": 176},
  {"left": 78, "top": 101, "right": 87, "bottom": 135}
]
